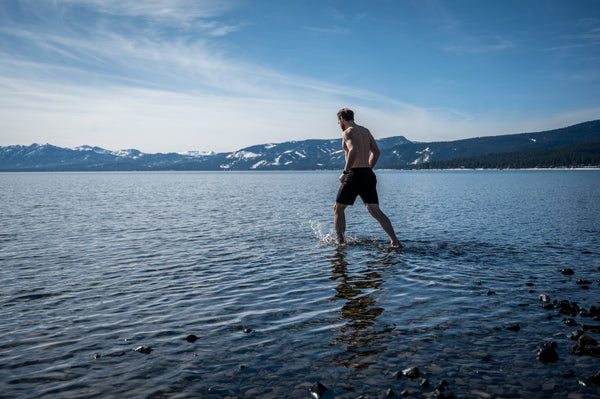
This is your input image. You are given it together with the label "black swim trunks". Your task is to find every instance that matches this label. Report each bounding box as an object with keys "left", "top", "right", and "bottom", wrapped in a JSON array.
[{"left": 336, "top": 167, "right": 379, "bottom": 205}]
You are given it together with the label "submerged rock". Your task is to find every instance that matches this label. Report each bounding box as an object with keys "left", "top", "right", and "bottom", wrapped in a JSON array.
[
  {"left": 569, "top": 329, "right": 585, "bottom": 341},
  {"left": 561, "top": 369, "right": 576, "bottom": 378},
  {"left": 403, "top": 367, "right": 420, "bottom": 379},
  {"left": 561, "top": 268, "right": 575, "bottom": 275},
  {"left": 537, "top": 342, "right": 558, "bottom": 364},
  {"left": 135, "top": 346, "right": 152, "bottom": 355},
  {"left": 571, "top": 343, "right": 600, "bottom": 356},
  {"left": 563, "top": 318, "right": 578, "bottom": 327},
  {"left": 186, "top": 334, "right": 198, "bottom": 343},
  {"left": 583, "top": 324, "right": 600, "bottom": 333},
  {"left": 506, "top": 323, "right": 521, "bottom": 332},
  {"left": 558, "top": 300, "right": 578, "bottom": 316},
  {"left": 539, "top": 294, "right": 550, "bottom": 303},
  {"left": 589, "top": 371, "right": 600, "bottom": 386},
  {"left": 578, "top": 334, "right": 598, "bottom": 347},
  {"left": 310, "top": 381, "right": 328, "bottom": 399}
]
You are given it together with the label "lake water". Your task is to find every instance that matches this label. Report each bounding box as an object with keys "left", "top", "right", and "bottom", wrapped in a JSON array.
[{"left": 1, "top": 170, "right": 599, "bottom": 398}]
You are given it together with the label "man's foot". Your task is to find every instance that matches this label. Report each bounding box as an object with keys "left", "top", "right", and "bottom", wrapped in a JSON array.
[{"left": 390, "top": 240, "right": 402, "bottom": 249}]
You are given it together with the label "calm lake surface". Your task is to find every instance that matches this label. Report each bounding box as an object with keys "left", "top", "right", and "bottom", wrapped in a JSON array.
[{"left": 1, "top": 170, "right": 599, "bottom": 398}]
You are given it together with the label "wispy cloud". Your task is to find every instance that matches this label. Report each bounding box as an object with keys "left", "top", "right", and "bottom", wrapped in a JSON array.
[
  {"left": 546, "top": 22, "right": 600, "bottom": 51},
  {"left": 55, "top": 0, "right": 236, "bottom": 23},
  {"left": 304, "top": 25, "right": 350, "bottom": 35},
  {"left": 443, "top": 36, "right": 516, "bottom": 54}
]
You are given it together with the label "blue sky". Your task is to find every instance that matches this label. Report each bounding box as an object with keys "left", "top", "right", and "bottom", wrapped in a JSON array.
[{"left": 0, "top": 0, "right": 599, "bottom": 153}]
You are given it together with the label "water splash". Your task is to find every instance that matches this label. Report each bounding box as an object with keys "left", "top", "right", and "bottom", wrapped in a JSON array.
[
  {"left": 310, "top": 220, "right": 380, "bottom": 247},
  {"left": 310, "top": 220, "right": 337, "bottom": 244}
]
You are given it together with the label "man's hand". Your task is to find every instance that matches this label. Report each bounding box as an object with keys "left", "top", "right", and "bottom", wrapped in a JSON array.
[{"left": 339, "top": 173, "right": 348, "bottom": 183}]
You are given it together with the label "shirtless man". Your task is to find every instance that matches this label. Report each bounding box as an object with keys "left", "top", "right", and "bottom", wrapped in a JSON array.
[{"left": 334, "top": 108, "right": 402, "bottom": 248}]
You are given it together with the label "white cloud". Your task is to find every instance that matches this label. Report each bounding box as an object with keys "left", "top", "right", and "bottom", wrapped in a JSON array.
[{"left": 54, "top": 0, "right": 236, "bottom": 23}]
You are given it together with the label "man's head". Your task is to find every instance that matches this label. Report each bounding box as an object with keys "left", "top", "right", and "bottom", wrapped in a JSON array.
[
  {"left": 337, "top": 108, "right": 354, "bottom": 131},
  {"left": 337, "top": 108, "right": 354, "bottom": 122}
]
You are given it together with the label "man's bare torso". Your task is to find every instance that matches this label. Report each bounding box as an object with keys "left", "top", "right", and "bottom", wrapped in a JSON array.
[{"left": 342, "top": 125, "right": 376, "bottom": 169}]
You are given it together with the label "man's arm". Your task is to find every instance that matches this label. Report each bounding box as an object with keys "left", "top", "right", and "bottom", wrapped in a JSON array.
[{"left": 368, "top": 133, "right": 380, "bottom": 169}]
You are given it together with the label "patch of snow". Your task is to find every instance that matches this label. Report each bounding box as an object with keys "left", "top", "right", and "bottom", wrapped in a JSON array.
[
  {"left": 411, "top": 147, "right": 432, "bottom": 165},
  {"left": 251, "top": 160, "right": 268, "bottom": 169},
  {"left": 180, "top": 150, "right": 216, "bottom": 157},
  {"left": 227, "top": 151, "right": 261, "bottom": 159}
]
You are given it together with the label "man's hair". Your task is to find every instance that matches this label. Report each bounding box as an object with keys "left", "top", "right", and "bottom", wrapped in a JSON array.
[{"left": 337, "top": 108, "right": 354, "bottom": 121}]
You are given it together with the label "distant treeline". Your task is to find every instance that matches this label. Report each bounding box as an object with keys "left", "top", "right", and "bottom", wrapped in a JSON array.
[{"left": 412, "top": 140, "right": 600, "bottom": 169}]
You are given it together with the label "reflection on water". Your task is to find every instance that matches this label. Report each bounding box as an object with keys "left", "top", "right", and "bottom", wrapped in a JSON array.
[{"left": 328, "top": 249, "right": 394, "bottom": 371}]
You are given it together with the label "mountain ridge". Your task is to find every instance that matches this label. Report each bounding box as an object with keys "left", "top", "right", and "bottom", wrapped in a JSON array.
[{"left": 1, "top": 120, "right": 599, "bottom": 171}]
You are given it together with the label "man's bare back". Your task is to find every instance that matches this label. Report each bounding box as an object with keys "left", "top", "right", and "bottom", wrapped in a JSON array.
[{"left": 342, "top": 125, "right": 379, "bottom": 169}]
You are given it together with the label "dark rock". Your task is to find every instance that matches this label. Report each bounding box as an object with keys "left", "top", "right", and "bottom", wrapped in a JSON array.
[
  {"left": 506, "top": 323, "right": 520, "bottom": 332},
  {"left": 582, "top": 324, "right": 600, "bottom": 333},
  {"left": 537, "top": 342, "right": 558, "bottom": 364},
  {"left": 135, "top": 346, "right": 152, "bottom": 355},
  {"left": 482, "top": 355, "right": 493, "bottom": 361},
  {"left": 577, "top": 279, "right": 592, "bottom": 285},
  {"left": 569, "top": 329, "right": 585, "bottom": 341},
  {"left": 420, "top": 378, "right": 430, "bottom": 388},
  {"left": 578, "top": 334, "right": 598, "bottom": 347},
  {"left": 310, "top": 382, "right": 328, "bottom": 399},
  {"left": 401, "top": 389, "right": 410, "bottom": 397},
  {"left": 435, "top": 380, "right": 450, "bottom": 392},
  {"left": 434, "top": 390, "right": 455, "bottom": 399},
  {"left": 526, "top": 282, "right": 534, "bottom": 287},
  {"left": 539, "top": 294, "right": 550, "bottom": 303},
  {"left": 588, "top": 306, "right": 600, "bottom": 318},
  {"left": 561, "top": 369, "right": 576, "bottom": 378},
  {"left": 558, "top": 300, "right": 578, "bottom": 316},
  {"left": 589, "top": 371, "right": 600, "bottom": 386},
  {"left": 561, "top": 268, "right": 575, "bottom": 275},
  {"left": 487, "top": 290, "right": 495, "bottom": 295},
  {"left": 386, "top": 388, "right": 395, "bottom": 397},
  {"left": 393, "top": 371, "right": 403, "bottom": 379},
  {"left": 572, "top": 343, "right": 600, "bottom": 356},
  {"left": 403, "top": 367, "right": 420, "bottom": 379},
  {"left": 563, "top": 318, "right": 578, "bottom": 327},
  {"left": 239, "top": 365, "right": 246, "bottom": 370},
  {"left": 186, "top": 334, "right": 198, "bottom": 343},
  {"left": 580, "top": 285, "right": 590, "bottom": 290},
  {"left": 243, "top": 328, "right": 252, "bottom": 334},
  {"left": 94, "top": 353, "right": 101, "bottom": 359}
]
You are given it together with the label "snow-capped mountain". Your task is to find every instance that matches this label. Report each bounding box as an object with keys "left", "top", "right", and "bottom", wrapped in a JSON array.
[{"left": 1, "top": 120, "right": 598, "bottom": 171}]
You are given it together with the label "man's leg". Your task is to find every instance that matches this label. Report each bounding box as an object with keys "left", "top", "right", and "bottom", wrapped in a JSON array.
[
  {"left": 334, "top": 202, "right": 348, "bottom": 244},
  {"left": 365, "top": 203, "right": 402, "bottom": 248}
]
